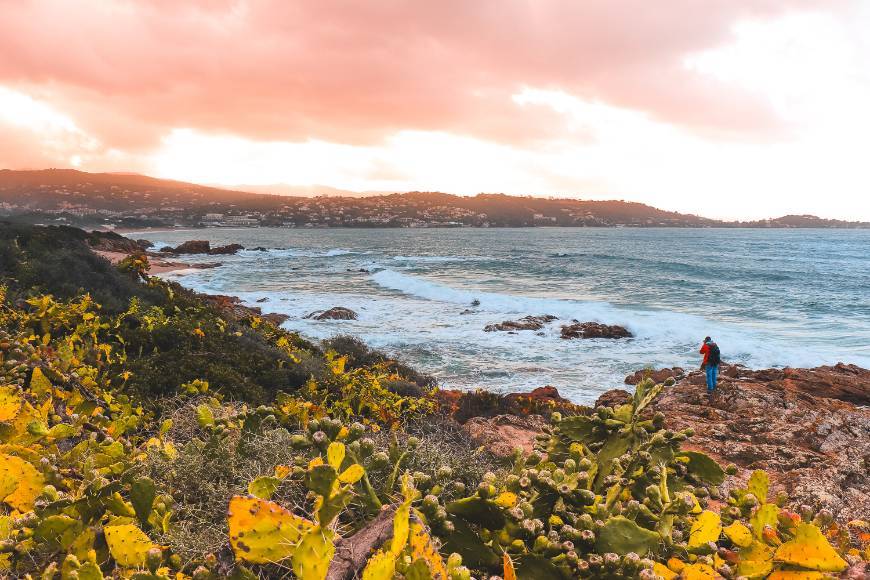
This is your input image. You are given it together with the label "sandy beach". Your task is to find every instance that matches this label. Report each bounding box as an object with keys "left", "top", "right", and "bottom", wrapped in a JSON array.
[{"left": 95, "top": 249, "right": 197, "bottom": 274}]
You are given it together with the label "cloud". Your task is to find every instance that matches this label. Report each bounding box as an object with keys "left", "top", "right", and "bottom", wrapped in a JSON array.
[{"left": 0, "top": 0, "right": 840, "bottom": 151}]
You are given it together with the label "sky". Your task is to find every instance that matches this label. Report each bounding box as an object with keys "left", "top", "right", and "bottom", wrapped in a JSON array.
[{"left": 1, "top": 1, "right": 869, "bottom": 220}]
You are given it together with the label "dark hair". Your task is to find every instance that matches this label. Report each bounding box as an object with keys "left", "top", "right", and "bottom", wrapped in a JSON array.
[{"left": 704, "top": 336, "right": 711, "bottom": 342}]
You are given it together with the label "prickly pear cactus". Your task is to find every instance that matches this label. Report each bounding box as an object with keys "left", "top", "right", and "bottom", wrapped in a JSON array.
[
  {"left": 104, "top": 523, "right": 155, "bottom": 567},
  {"left": 227, "top": 495, "right": 312, "bottom": 564}
]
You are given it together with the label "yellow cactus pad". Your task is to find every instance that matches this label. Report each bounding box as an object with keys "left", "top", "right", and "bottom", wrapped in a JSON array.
[
  {"left": 228, "top": 495, "right": 312, "bottom": 564},
  {"left": 679, "top": 562, "right": 718, "bottom": 579},
  {"left": 337, "top": 464, "right": 364, "bottom": 485},
  {"left": 410, "top": 521, "right": 447, "bottom": 579},
  {"left": 361, "top": 548, "right": 397, "bottom": 580},
  {"left": 654, "top": 561, "right": 678, "bottom": 579},
  {"left": 724, "top": 521, "right": 754, "bottom": 548},
  {"left": 767, "top": 572, "right": 827, "bottom": 580},
  {"left": 326, "top": 441, "right": 345, "bottom": 470},
  {"left": 0, "top": 453, "right": 44, "bottom": 511},
  {"left": 103, "top": 523, "right": 155, "bottom": 567},
  {"left": 688, "top": 510, "right": 722, "bottom": 548},
  {"left": 0, "top": 386, "right": 22, "bottom": 421},
  {"left": 736, "top": 540, "right": 774, "bottom": 578},
  {"left": 291, "top": 526, "right": 335, "bottom": 580},
  {"left": 503, "top": 552, "right": 517, "bottom": 580},
  {"left": 774, "top": 523, "right": 848, "bottom": 573},
  {"left": 494, "top": 491, "right": 518, "bottom": 508}
]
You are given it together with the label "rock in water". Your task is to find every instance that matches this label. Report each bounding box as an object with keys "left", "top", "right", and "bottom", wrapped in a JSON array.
[
  {"left": 306, "top": 307, "right": 358, "bottom": 320},
  {"left": 484, "top": 315, "right": 557, "bottom": 332},
  {"left": 560, "top": 321, "right": 632, "bottom": 339},
  {"left": 209, "top": 243, "right": 244, "bottom": 255},
  {"left": 167, "top": 240, "right": 212, "bottom": 254}
]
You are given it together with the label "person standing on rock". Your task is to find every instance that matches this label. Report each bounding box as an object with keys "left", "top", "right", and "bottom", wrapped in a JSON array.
[{"left": 700, "top": 336, "right": 721, "bottom": 394}]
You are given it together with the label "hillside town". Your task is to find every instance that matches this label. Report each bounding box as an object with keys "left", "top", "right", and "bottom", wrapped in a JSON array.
[{"left": 1, "top": 169, "right": 867, "bottom": 229}]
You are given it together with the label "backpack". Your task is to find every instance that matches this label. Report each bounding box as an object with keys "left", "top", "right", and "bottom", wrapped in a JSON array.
[{"left": 708, "top": 342, "right": 721, "bottom": 366}]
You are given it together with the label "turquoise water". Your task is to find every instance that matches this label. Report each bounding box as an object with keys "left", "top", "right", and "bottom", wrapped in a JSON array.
[{"left": 130, "top": 227, "right": 870, "bottom": 403}]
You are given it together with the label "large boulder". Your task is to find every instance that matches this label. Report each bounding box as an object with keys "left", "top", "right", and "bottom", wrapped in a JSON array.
[
  {"left": 167, "top": 240, "right": 212, "bottom": 254},
  {"left": 625, "top": 367, "right": 685, "bottom": 385},
  {"left": 462, "top": 414, "right": 547, "bottom": 458},
  {"left": 306, "top": 307, "right": 358, "bottom": 321},
  {"left": 595, "top": 389, "right": 632, "bottom": 408},
  {"left": 560, "top": 321, "right": 632, "bottom": 339},
  {"left": 164, "top": 240, "right": 244, "bottom": 255},
  {"left": 484, "top": 315, "right": 557, "bottom": 332},
  {"left": 209, "top": 243, "right": 244, "bottom": 255}
]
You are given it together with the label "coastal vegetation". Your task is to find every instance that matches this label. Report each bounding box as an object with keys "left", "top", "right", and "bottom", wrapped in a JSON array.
[{"left": 0, "top": 224, "right": 866, "bottom": 578}]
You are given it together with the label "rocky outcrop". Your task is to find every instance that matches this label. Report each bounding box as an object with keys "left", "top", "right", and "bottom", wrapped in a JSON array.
[
  {"left": 624, "top": 367, "right": 685, "bottom": 385},
  {"left": 306, "top": 307, "right": 358, "bottom": 320},
  {"left": 162, "top": 240, "right": 244, "bottom": 255},
  {"left": 595, "top": 388, "right": 632, "bottom": 408},
  {"left": 560, "top": 321, "right": 632, "bottom": 339},
  {"left": 462, "top": 414, "right": 548, "bottom": 458},
  {"left": 484, "top": 315, "right": 557, "bottom": 332},
  {"left": 86, "top": 231, "right": 150, "bottom": 254},
  {"left": 201, "top": 294, "right": 287, "bottom": 326},
  {"left": 642, "top": 366, "right": 870, "bottom": 522}
]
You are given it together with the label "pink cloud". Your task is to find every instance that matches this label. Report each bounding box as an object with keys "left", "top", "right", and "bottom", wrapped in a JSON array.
[{"left": 0, "top": 0, "right": 847, "bottom": 157}]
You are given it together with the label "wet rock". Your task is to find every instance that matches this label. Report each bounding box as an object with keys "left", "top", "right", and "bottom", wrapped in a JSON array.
[
  {"left": 306, "top": 306, "right": 358, "bottom": 320},
  {"left": 164, "top": 240, "right": 244, "bottom": 255},
  {"left": 463, "top": 414, "right": 548, "bottom": 458},
  {"left": 209, "top": 243, "right": 244, "bottom": 255},
  {"left": 560, "top": 321, "right": 632, "bottom": 339},
  {"left": 262, "top": 313, "right": 290, "bottom": 326},
  {"left": 595, "top": 389, "right": 632, "bottom": 408},
  {"left": 167, "top": 240, "right": 211, "bottom": 254},
  {"left": 256, "top": 297, "right": 269, "bottom": 303},
  {"left": 625, "top": 367, "right": 685, "bottom": 385},
  {"left": 484, "top": 315, "right": 557, "bottom": 332}
]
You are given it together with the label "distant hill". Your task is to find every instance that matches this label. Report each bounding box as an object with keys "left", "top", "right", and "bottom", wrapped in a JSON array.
[
  {"left": 226, "top": 183, "right": 383, "bottom": 198},
  {"left": 0, "top": 169, "right": 867, "bottom": 228}
]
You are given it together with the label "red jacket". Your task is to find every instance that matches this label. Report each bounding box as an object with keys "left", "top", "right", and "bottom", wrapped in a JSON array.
[{"left": 700, "top": 343, "right": 711, "bottom": 365}]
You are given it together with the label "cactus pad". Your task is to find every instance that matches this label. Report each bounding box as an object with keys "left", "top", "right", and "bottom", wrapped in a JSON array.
[
  {"left": 688, "top": 510, "right": 722, "bottom": 548},
  {"left": 104, "top": 523, "right": 155, "bottom": 567},
  {"left": 290, "top": 526, "right": 335, "bottom": 580},
  {"left": 595, "top": 516, "right": 661, "bottom": 555},
  {"left": 228, "top": 495, "right": 312, "bottom": 564},
  {"left": 0, "top": 453, "right": 44, "bottom": 511},
  {"left": 0, "top": 386, "right": 22, "bottom": 421},
  {"left": 773, "top": 523, "right": 848, "bottom": 572}
]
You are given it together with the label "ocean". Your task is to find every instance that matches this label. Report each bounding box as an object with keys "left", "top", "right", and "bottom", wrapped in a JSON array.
[{"left": 128, "top": 227, "right": 870, "bottom": 404}]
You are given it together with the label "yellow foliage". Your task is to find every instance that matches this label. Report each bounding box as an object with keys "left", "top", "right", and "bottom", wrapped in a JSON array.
[
  {"left": 724, "top": 521, "right": 754, "bottom": 548},
  {"left": 410, "top": 521, "right": 447, "bottom": 579},
  {"left": 227, "top": 496, "right": 312, "bottom": 564},
  {"left": 291, "top": 526, "right": 335, "bottom": 580},
  {"left": 679, "top": 562, "right": 718, "bottom": 579},
  {"left": 654, "top": 561, "right": 678, "bottom": 579},
  {"left": 0, "top": 386, "right": 22, "bottom": 421},
  {"left": 103, "top": 523, "right": 154, "bottom": 567},
  {"left": 0, "top": 453, "right": 44, "bottom": 511},
  {"left": 736, "top": 540, "right": 774, "bottom": 578},
  {"left": 774, "top": 523, "right": 848, "bottom": 573},
  {"left": 688, "top": 510, "right": 722, "bottom": 548}
]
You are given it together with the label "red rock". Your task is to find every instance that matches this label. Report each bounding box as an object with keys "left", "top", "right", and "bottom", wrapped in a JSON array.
[
  {"left": 595, "top": 389, "right": 631, "bottom": 408},
  {"left": 651, "top": 367, "right": 870, "bottom": 523},
  {"left": 462, "top": 414, "right": 547, "bottom": 458},
  {"left": 625, "top": 367, "right": 685, "bottom": 385}
]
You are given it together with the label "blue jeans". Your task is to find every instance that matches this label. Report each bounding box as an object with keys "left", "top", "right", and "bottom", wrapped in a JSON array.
[{"left": 705, "top": 364, "right": 718, "bottom": 392}]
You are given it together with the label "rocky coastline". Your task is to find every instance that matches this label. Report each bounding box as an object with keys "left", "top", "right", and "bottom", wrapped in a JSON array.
[{"left": 91, "top": 230, "right": 870, "bottom": 524}]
